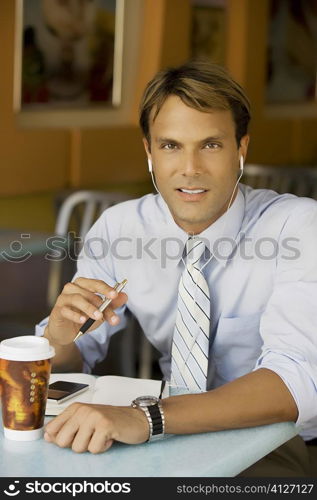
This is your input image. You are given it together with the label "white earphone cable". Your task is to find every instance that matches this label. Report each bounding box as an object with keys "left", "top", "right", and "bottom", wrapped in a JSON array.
[
  {"left": 148, "top": 148, "right": 245, "bottom": 383},
  {"left": 148, "top": 156, "right": 244, "bottom": 275},
  {"left": 199, "top": 162, "right": 244, "bottom": 274},
  {"left": 150, "top": 170, "right": 160, "bottom": 194}
]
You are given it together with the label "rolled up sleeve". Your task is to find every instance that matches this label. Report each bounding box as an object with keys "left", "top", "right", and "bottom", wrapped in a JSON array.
[{"left": 253, "top": 201, "right": 317, "bottom": 438}]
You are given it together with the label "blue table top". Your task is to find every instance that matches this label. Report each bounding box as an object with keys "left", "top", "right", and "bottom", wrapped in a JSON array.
[{"left": 0, "top": 418, "right": 297, "bottom": 477}]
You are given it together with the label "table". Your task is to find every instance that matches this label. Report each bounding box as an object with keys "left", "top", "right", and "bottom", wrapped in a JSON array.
[{"left": 0, "top": 419, "right": 297, "bottom": 477}]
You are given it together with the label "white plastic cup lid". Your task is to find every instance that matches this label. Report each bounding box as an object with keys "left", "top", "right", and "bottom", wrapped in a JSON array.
[{"left": 0, "top": 336, "right": 55, "bottom": 362}]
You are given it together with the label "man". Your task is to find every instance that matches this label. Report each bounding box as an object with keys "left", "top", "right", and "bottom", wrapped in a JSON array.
[{"left": 37, "top": 61, "right": 317, "bottom": 475}]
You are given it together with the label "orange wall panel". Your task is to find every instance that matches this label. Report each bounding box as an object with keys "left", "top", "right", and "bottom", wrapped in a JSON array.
[
  {"left": 79, "top": 0, "right": 191, "bottom": 189},
  {"left": 0, "top": 0, "right": 69, "bottom": 196},
  {"left": 80, "top": 127, "right": 147, "bottom": 187},
  {"left": 226, "top": 0, "right": 317, "bottom": 166}
]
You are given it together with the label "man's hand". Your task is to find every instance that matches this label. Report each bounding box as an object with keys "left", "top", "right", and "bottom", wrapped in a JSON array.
[
  {"left": 46, "top": 277, "right": 128, "bottom": 345},
  {"left": 44, "top": 402, "right": 149, "bottom": 454}
]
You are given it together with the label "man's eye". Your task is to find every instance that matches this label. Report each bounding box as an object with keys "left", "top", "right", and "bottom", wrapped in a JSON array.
[
  {"left": 204, "top": 143, "right": 221, "bottom": 149},
  {"left": 161, "top": 143, "right": 177, "bottom": 150}
]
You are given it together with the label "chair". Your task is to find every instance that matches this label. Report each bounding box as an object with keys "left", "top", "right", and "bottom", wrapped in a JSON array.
[
  {"left": 243, "top": 164, "right": 317, "bottom": 198},
  {"left": 47, "top": 190, "right": 154, "bottom": 379},
  {"left": 47, "top": 190, "right": 133, "bottom": 307}
]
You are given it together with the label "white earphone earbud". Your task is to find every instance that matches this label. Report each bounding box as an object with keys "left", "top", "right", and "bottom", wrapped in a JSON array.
[
  {"left": 239, "top": 156, "right": 244, "bottom": 175},
  {"left": 147, "top": 158, "right": 153, "bottom": 173},
  {"left": 147, "top": 157, "right": 160, "bottom": 194}
]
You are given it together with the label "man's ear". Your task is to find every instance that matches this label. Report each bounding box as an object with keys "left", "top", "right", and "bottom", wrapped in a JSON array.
[
  {"left": 239, "top": 134, "right": 250, "bottom": 160},
  {"left": 142, "top": 137, "right": 151, "bottom": 158}
]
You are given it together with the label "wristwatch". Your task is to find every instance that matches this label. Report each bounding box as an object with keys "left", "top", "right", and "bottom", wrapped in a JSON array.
[{"left": 131, "top": 396, "right": 165, "bottom": 442}]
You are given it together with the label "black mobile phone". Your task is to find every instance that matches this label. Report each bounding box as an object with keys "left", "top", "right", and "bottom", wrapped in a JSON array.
[{"left": 47, "top": 381, "right": 89, "bottom": 404}]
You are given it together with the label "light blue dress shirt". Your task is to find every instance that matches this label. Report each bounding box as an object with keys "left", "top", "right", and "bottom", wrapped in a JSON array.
[{"left": 36, "top": 184, "right": 317, "bottom": 440}]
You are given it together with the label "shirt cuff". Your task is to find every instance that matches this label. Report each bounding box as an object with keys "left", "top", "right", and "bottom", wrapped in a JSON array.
[
  {"left": 35, "top": 316, "right": 49, "bottom": 337},
  {"left": 253, "top": 350, "right": 317, "bottom": 436}
]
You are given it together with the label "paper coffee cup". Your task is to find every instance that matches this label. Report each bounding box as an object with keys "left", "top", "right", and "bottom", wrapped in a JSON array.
[{"left": 0, "top": 336, "right": 55, "bottom": 441}]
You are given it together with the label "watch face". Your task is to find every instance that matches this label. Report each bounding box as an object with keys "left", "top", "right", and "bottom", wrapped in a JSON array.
[{"left": 134, "top": 396, "right": 159, "bottom": 407}]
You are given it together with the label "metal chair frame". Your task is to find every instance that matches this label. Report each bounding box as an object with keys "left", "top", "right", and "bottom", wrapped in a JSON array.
[
  {"left": 243, "top": 164, "right": 317, "bottom": 198},
  {"left": 47, "top": 190, "right": 153, "bottom": 379}
]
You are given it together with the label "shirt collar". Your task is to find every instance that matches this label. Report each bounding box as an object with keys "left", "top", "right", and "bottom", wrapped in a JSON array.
[{"left": 155, "top": 187, "right": 245, "bottom": 268}]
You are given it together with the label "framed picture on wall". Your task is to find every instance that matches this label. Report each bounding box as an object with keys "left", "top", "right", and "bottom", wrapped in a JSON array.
[
  {"left": 190, "top": 0, "right": 226, "bottom": 65},
  {"left": 266, "top": 0, "right": 317, "bottom": 104},
  {"left": 13, "top": 0, "right": 144, "bottom": 127}
]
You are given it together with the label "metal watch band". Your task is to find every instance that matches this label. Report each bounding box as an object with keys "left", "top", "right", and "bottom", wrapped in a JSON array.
[
  {"left": 148, "top": 403, "right": 164, "bottom": 437},
  {"left": 138, "top": 401, "right": 165, "bottom": 442}
]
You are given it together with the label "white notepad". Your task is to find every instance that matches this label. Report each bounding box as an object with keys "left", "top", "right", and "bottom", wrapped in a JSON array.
[{"left": 45, "top": 373, "right": 167, "bottom": 416}]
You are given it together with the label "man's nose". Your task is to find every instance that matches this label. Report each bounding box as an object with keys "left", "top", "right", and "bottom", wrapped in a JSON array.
[{"left": 181, "top": 152, "right": 202, "bottom": 176}]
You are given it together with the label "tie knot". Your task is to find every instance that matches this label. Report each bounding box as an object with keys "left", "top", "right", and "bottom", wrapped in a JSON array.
[{"left": 185, "top": 237, "right": 206, "bottom": 266}]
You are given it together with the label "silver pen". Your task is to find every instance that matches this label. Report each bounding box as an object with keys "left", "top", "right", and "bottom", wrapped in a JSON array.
[{"left": 73, "top": 279, "right": 128, "bottom": 342}]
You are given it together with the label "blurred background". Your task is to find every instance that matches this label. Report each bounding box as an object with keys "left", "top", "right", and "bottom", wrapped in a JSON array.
[{"left": 0, "top": 0, "right": 317, "bottom": 376}]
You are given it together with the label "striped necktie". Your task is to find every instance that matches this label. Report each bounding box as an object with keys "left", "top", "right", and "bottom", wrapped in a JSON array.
[{"left": 170, "top": 237, "right": 210, "bottom": 391}]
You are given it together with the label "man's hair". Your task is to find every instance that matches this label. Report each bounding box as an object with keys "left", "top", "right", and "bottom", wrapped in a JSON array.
[{"left": 139, "top": 60, "right": 251, "bottom": 147}]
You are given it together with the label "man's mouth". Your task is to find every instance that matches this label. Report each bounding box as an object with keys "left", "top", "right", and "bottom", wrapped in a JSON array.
[
  {"left": 177, "top": 188, "right": 208, "bottom": 194},
  {"left": 176, "top": 187, "right": 208, "bottom": 201}
]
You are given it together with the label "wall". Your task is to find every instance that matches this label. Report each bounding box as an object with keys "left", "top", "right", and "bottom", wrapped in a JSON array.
[
  {"left": 1, "top": 0, "right": 316, "bottom": 203},
  {"left": 226, "top": 0, "right": 317, "bottom": 165},
  {"left": 77, "top": 0, "right": 191, "bottom": 189},
  {"left": 0, "top": 0, "right": 69, "bottom": 197},
  {"left": 0, "top": 0, "right": 191, "bottom": 198}
]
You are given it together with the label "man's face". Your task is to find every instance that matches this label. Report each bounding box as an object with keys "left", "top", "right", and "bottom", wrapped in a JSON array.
[{"left": 143, "top": 95, "right": 249, "bottom": 234}]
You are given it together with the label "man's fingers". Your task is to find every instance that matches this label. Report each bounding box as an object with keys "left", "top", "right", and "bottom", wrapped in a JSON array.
[
  {"left": 45, "top": 405, "right": 94, "bottom": 450},
  {"left": 59, "top": 306, "right": 88, "bottom": 325},
  {"left": 61, "top": 283, "right": 103, "bottom": 307},
  {"left": 58, "top": 294, "right": 103, "bottom": 322},
  {"left": 53, "top": 419, "right": 80, "bottom": 449},
  {"left": 73, "top": 278, "right": 119, "bottom": 300},
  {"left": 102, "top": 292, "right": 128, "bottom": 325},
  {"left": 109, "top": 292, "right": 128, "bottom": 310},
  {"left": 45, "top": 403, "right": 80, "bottom": 438},
  {"left": 85, "top": 293, "right": 128, "bottom": 328},
  {"left": 70, "top": 424, "right": 95, "bottom": 453},
  {"left": 104, "top": 439, "right": 114, "bottom": 452},
  {"left": 58, "top": 282, "right": 128, "bottom": 327},
  {"left": 45, "top": 404, "right": 114, "bottom": 454},
  {"left": 44, "top": 432, "right": 52, "bottom": 442},
  {"left": 88, "top": 431, "right": 114, "bottom": 454},
  {"left": 102, "top": 306, "right": 120, "bottom": 326}
]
